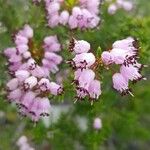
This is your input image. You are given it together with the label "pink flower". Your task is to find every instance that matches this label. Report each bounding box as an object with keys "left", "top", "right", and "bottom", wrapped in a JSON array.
[
  {"left": 8, "top": 88, "right": 23, "bottom": 103},
  {"left": 101, "top": 51, "right": 114, "bottom": 65},
  {"left": 108, "top": 4, "right": 118, "bottom": 15},
  {"left": 69, "top": 39, "right": 102, "bottom": 102},
  {"left": 108, "top": 0, "right": 133, "bottom": 15},
  {"left": 38, "top": 97, "right": 51, "bottom": 116},
  {"left": 41, "top": 0, "right": 101, "bottom": 29},
  {"left": 112, "top": 73, "right": 132, "bottom": 95},
  {"left": 120, "top": 65, "right": 146, "bottom": 82},
  {"left": 71, "top": 52, "right": 96, "bottom": 69},
  {"left": 30, "top": 66, "right": 47, "bottom": 78},
  {"left": 17, "top": 44, "right": 29, "bottom": 54},
  {"left": 21, "top": 91, "right": 36, "bottom": 109},
  {"left": 73, "top": 40, "right": 91, "bottom": 54},
  {"left": 112, "top": 37, "right": 137, "bottom": 52},
  {"left": 4, "top": 47, "right": 16, "bottom": 58},
  {"left": 15, "top": 70, "right": 30, "bottom": 81},
  {"left": 38, "top": 78, "right": 51, "bottom": 92},
  {"left": 23, "top": 76, "right": 38, "bottom": 90},
  {"left": 23, "top": 51, "right": 31, "bottom": 59},
  {"left": 78, "top": 69, "right": 95, "bottom": 89},
  {"left": 42, "top": 52, "right": 62, "bottom": 73},
  {"left": 43, "top": 35, "right": 61, "bottom": 52},
  {"left": 6, "top": 78, "right": 19, "bottom": 91},
  {"left": 17, "top": 135, "right": 35, "bottom": 150},
  {"left": 49, "top": 82, "right": 63, "bottom": 95},
  {"left": 59, "top": 11, "right": 69, "bottom": 25},
  {"left": 14, "top": 35, "right": 28, "bottom": 45},
  {"left": 5, "top": 24, "right": 63, "bottom": 122},
  {"left": 88, "top": 80, "right": 101, "bottom": 99},
  {"left": 27, "top": 58, "right": 37, "bottom": 70},
  {"left": 19, "top": 24, "right": 34, "bottom": 39},
  {"left": 93, "top": 117, "right": 102, "bottom": 130},
  {"left": 122, "top": 1, "right": 133, "bottom": 11}
]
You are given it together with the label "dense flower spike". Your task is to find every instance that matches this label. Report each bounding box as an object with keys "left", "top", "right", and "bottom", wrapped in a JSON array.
[
  {"left": 107, "top": 0, "right": 133, "bottom": 15},
  {"left": 4, "top": 24, "right": 63, "bottom": 122},
  {"left": 33, "top": 0, "right": 101, "bottom": 29},
  {"left": 101, "top": 37, "right": 146, "bottom": 96},
  {"left": 68, "top": 39, "right": 102, "bottom": 102}
]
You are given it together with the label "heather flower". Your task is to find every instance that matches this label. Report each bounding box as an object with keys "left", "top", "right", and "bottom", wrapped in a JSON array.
[
  {"left": 7, "top": 88, "right": 23, "bottom": 103},
  {"left": 49, "top": 82, "right": 63, "bottom": 96},
  {"left": 6, "top": 78, "right": 19, "bottom": 91},
  {"left": 21, "top": 91, "right": 36, "bottom": 109},
  {"left": 101, "top": 51, "right": 114, "bottom": 65},
  {"left": 68, "top": 39, "right": 102, "bottom": 102},
  {"left": 88, "top": 80, "right": 101, "bottom": 99},
  {"left": 78, "top": 69, "right": 95, "bottom": 89},
  {"left": 17, "top": 135, "right": 35, "bottom": 150},
  {"left": 34, "top": 0, "right": 101, "bottom": 29},
  {"left": 15, "top": 70, "right": 30, "bottom": 82},
  {"left": 72, "top": 39, "right": 91, "bottom": 54},
  {"left": 102, "top": 37, "right": 138, "bottom": 66},
  {"left": 70, "top": 52, "right": 96, "bottom": 69},
  {"left": 23, "top": 76, "right": 38, "bottom": 90},
  {"left": 107, "top": 0, "right": 133, "bottom": 15},
  {"left": 4, "top": 24, "right": 63, "bottom": 122},
  {"left": 93, "top": 117, "right": 102, "bottom": 130},
  {"left": 120, "top": 64, "right": 146, "bottom": 82},
  {"left": 112, "top": 73, "right": 131, "bottom": 95},
  {"left": 38, "top": 78, "right": 51, "bottom": 92},
  {"left": 43, "top": 35, "right": 61, "bottom": 52},
  {"left": 101, "top": 37, "right": 145, "bottom": 96},
  {"left": 108, "top": 4, "right": 118, "bottom": 15}
]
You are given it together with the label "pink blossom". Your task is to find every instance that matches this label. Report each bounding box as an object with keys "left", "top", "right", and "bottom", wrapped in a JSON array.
[
  {"left": 120, "top": 65, "right": 146, "bottom": 82},
  {"left": 93, "top": 117, "right": 102, "bottom": 130},
  {"left": 23, "top": 76, "right": 38, "bottom": 90},
  {"left": 5, "top": 24, "right": 63, "bottom": 122},
  {"left": 112, "top": 73, "right": 131, "bottom": 95},
  {"left": 73, "top": 40, "right": 91, "bottom": 54},
  {"left": 72, "top": 52, "right": 96, "bottom": 69},
  {"left": 8, "top": 88, "right": 23, "bottom": 103},
  {"left": 78, "top": 69, "right": 95, "bottom": 89},
  {"left": 101, "top": 51, "right": 114, "bottom": 65},
  {"left": 59, "top": 11, "right": 69, "bottom": 25},
  {"left": 49, "top": 82, "right": 63, "bottom": 95},
  {"left": 21, "top": 91, "right": 36, "bottom": 109},
  {"left": 42, "top": 0, "right": 101, "bottom": 29},
  {"left": 38, "top": 78, "right": 51, "bottom": 92},
  {"left": 88, "top": 80, "right": 101, "bottom": 99},
  {"left": 108, "top": 4, "right": 118, "bottom": 15},
  {"left": 6, "top": 78, "right": 19, "bottom": 91},
  {"left": 15, "top": 70, "right": 30, "bottom": 81}
]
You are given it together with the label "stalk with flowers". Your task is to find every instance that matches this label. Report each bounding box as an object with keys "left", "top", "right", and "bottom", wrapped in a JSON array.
[
  {"left": 0, "top": 0, "right": 149, "bottom": 149},
  {"left": 3, "top": 0, "right": 146, "bottom": 122}
]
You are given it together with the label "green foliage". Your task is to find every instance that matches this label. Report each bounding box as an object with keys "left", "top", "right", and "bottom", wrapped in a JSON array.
[{"left": 0, "top": 0, "right": 150, "bottom": 150}]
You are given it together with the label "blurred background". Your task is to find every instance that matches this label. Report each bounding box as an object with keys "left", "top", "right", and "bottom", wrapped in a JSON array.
[{"left": 0, "top": 0, "right": 150, "bottom": 149}]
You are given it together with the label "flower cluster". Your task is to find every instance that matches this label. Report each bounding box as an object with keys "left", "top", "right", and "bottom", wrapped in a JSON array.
[
  {"left": 107, "top": 0, "right": 133, "bottom": 15},
  {"left": 68, "top": 39, "right": 101, "bottom": 102},
  {"left": 4, "top": 24, "right": 63, "bottom": 122},
  {"left": 39, "top": 0, "right": 101, "bottom": 29},
  {"left": 101, "top": 37, "right": 146, "bottom": 96},
  {"left": 17, "top": 135, "right": 35, "bottom": 150}
]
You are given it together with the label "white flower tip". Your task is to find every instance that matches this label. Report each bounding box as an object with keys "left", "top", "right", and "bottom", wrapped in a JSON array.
[
  {"left": 129, "top": 91, "right": 134, "bottom": 97},
  {"left": 74, "top": 99, "right": 78, "bottom": 104}
]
